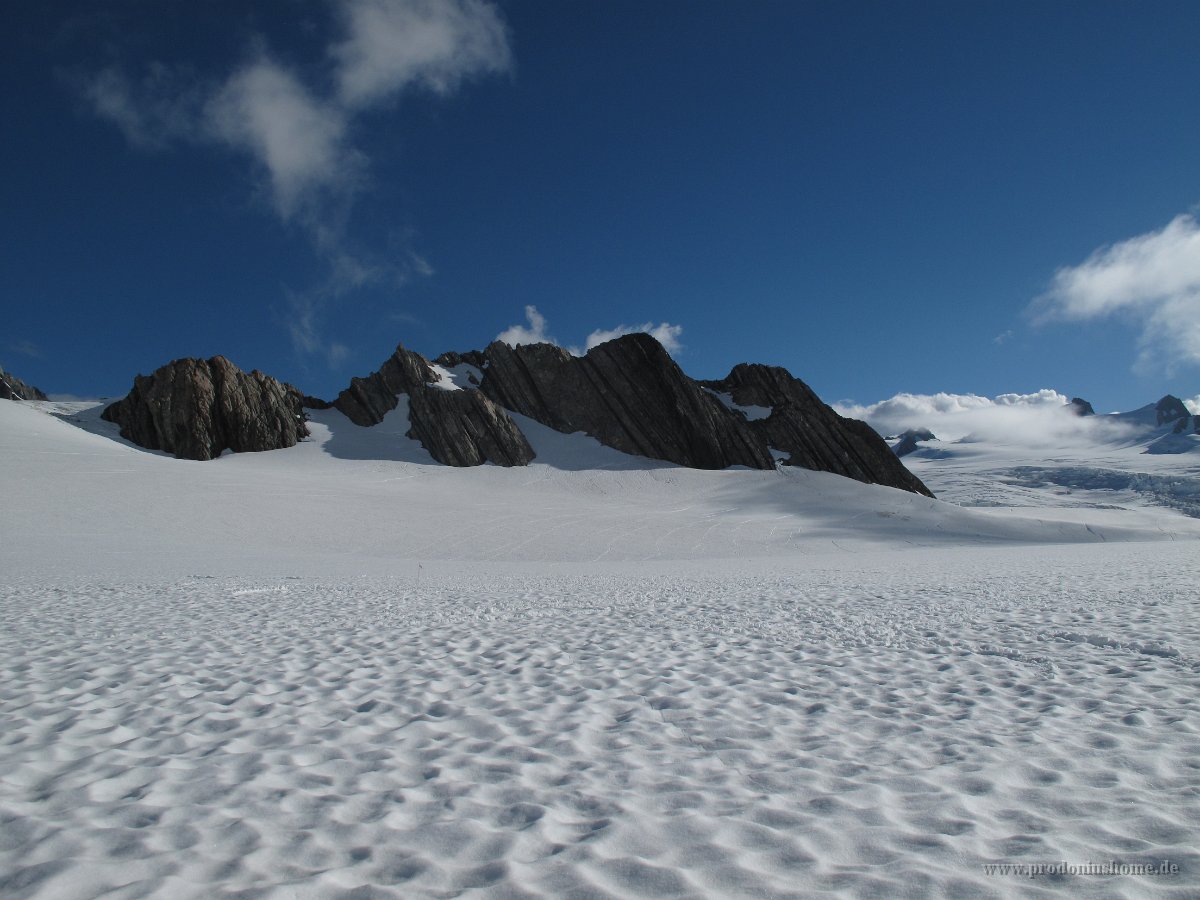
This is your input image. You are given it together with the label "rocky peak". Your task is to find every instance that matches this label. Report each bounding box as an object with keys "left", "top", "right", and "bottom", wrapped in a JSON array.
[
  {"left": 0, "top": 366, "right": 48, "bottom": 402},
  {"left": 1155, "top": 395, "right": 1190, "bottom": 426},
  {"left": 480, "top": 334, "right": 775, "bottom": 470},
  {"left": 331, "top": 343, "right": 533, "bottom": 467},
  {"left": 1069, "top": 397, "right": 1095, "bottom": 416},
  {"left": 699, "top": 363, "right": 933, "bottom": 496},
  {"left": 330, "top": 343, "right": 436, "bottom": 426},
  {"left": 101, "top": 356, "right": 307, "bottom": 460},
  {"left": 892, "top": 428, "right": 937, "bottom": 458}
]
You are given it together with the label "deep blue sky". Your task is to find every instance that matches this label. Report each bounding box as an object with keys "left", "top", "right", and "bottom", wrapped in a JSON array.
[{"left": 3, "top": 0, "right": 1199, "bottom": 411}]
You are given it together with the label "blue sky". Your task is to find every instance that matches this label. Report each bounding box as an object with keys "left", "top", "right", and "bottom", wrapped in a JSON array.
[{"left": 3, "top": 1, "right": 1200, "bottom": 413}]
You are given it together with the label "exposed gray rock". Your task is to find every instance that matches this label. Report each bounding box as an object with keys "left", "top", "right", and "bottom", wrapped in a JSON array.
[
  {"left": 892, "top": 428, "right": 937, "bottom": 458},
  {"left": 700, "top": 363, "right": 933, "bottom": 496},
  {"left": 332, "top": 344, "right": 436, "bottom": 426},
  {"left": 0, "top": 366, "right": 48, "bottom": 401},
  {"left": 1156, "top": 395, "right": 1190, "bottom": 426},
  {"left": 101, "top": 356, "right": 307, "bottom": 460},
  {"left": 334, "top": 344, "right": 534, "bottom": 467},
  {"left": 434, "top": 350, "right": 488, "bottom": 372},
  {"left": 407, "top": 386, "right": 534, "bottom": 467},
  {"left": 480, "top": 334, "right": 775, "bottom": 470},
  {"left": 1069, "top": 397, "right": 1095, "bottom": 416}
]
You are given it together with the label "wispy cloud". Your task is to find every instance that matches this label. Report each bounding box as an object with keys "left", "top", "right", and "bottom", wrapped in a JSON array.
[
  {"left": 494, "top": 307, "right": 686, "bottom": 356},
  {"left": 835, "top": 389, "right": 1132, "bottom": 447},
  {"left": 1033, "top": 213, "right": 1200, "bottom": 374},
  {"left": 205, "top": 56, "right": 355, "bottom": 224},
  {"left": 333, "top": 0, "right": 511, "bottom": 107},
  {"left": 9, "top": 339, "right": 41, "bottom": 359},
  {"left": 83, "top": 0, "right": 512, "bottom": 363}
]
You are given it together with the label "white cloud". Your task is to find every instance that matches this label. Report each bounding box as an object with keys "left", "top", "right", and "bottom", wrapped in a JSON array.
[
  {"left": 495, "top": 305, "right": 554, "bottom": 347},
  {"left": 585, "top": 322, "right": 683, "bottom": 355},
  {"left": 494, "top": 308, "right": 685, "bottom": 356},
  {"left": 333, "top": 0, "right": 511, "bottom": 107},
  {"left": 1035, "top": 214, "right": 1200, "bottom": 373},
  {"left": 206, "top": 58, "right": 353, "bottom": 222},
  {"left": 835, "top": 389, "right": 1133, "bottom": 447},
  {"left": 1185, "top": 396, "right": 1200, "bottom": 415}
]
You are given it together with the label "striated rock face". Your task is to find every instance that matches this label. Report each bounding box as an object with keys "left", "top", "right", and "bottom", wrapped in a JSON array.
[
  {"left": 334, "top": 344, "right": 534, "bottom": 467},
  {"left": 480, "top": 334, "right": 775, "bottom": 469},
  {"left": 699, "top": 363, "right": 933, "bottom": 496},
  {"left": 0, "top": 366, "right": 48, "bottom": 401},
  {"left": 407, "top": 386, "right": 534, "bottom": 467},
  {"left": 101, "top": 356, "right": 307, "bottom": 460},
  {"left": 331, "top": 344, "right": 435, "bottom": 426}
]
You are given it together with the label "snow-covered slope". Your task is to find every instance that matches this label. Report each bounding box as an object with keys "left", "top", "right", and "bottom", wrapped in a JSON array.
[
  {"left": 892, "top": 407, "right": 1200, "bottom": 519},
  {"left": 4, "top": 400, "right": 1196, "bottom": 580},
  {"left": 3, "top": 399, "right": 1199, "bottom": 898}
]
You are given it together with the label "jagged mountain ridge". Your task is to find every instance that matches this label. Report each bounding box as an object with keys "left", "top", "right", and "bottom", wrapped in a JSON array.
[
  {"left": 0, "top": 365, "right": 48, "bottom": 402},
  {"left": 102, "top": 334, "right": 933, "bottom": 496}
]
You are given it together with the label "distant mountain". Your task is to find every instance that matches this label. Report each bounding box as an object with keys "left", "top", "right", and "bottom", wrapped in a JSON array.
[
  {"left": 99, "top": 334, "right": 932, "bottom": 497},
  {"left": 891, "top": 428, "right": 937, "bottom": 458},
  {"left": 0, "top": 365, "right": 47, "bottom": 402},
  {"left": 885, "top": 392, "right": 1200, "bottom": 517}
]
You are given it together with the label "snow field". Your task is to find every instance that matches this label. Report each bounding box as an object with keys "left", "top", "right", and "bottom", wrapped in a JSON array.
[{"left": 2, "top": 545, "right": 1198, "bottom": 898}]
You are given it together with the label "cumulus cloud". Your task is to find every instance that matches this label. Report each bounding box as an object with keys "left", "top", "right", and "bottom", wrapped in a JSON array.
[
  {"left": 495, "top": 305, "right": 555, "bottom": 347},
  {"left": 835, "top": 389, "right": 1132, "bottom": 447},
  {"left": 83, "top": 0, "right": 512, "bottom": 362},
  {"left": 1185, "top": 396, "right": 1200, "bottom": 415},
  {"left": 1034, "top": 214, "right": 1200, "bottom": 373},
  {"left": 494, "top": 307, "right": 685, "bottom": 356}
]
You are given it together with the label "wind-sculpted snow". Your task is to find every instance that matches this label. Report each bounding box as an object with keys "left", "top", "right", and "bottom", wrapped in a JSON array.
[
  {"left": 4, "top": 398, "right": 1200, "bottom": 897},
  {"left": 2, "top": 546, "right": 1198, "bottom": 898}
]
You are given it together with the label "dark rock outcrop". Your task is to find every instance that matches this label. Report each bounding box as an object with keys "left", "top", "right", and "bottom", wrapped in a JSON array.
[
  {"left": 434, "top": 350, "right": 488, "bottom": 373},
  {"left": 101, "top": 356, "right": 307, "bottom": 460},
  {"left": 332, "top": 344, "right": 436, "bottom": 426},
  {"left": 480, "top": 335, "right": 775, "bottom": 470},
  {"left": 0, "top": 366, "right": 48, "bottom": 401},
  {"left": 334, "top": 343, "right": 534, "bottom": 467},
  {"left": 699, "top": 363, "right": 933, "bottom": 496},
  {"left": 1069, "top": 397, "right": 1095, "bottom": 416},
  {"left": 1156, "top": 395, "right": 1190, "bottom": 426},
  {"left": 892, "top": 428, "right": 937, "bottom": 458},
  {"left": 407, "top": 386, "right": 534, "bottom": 467}
]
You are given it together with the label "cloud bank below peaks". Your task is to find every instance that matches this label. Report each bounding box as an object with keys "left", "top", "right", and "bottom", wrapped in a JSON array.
[
  {"left": 835, "top": 389, "right": 1133, "bottom": 448},
  {"left": 494, "top": 306, "right": 684, "bottom": 356},
  {"left": 1033, "top": 213, "right": 1200, "bottom": 375}
]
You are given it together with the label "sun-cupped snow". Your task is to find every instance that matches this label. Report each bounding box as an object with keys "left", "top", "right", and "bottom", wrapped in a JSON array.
[{"left": 3, "top": 397, "right": 1200, "bottom": 898}]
